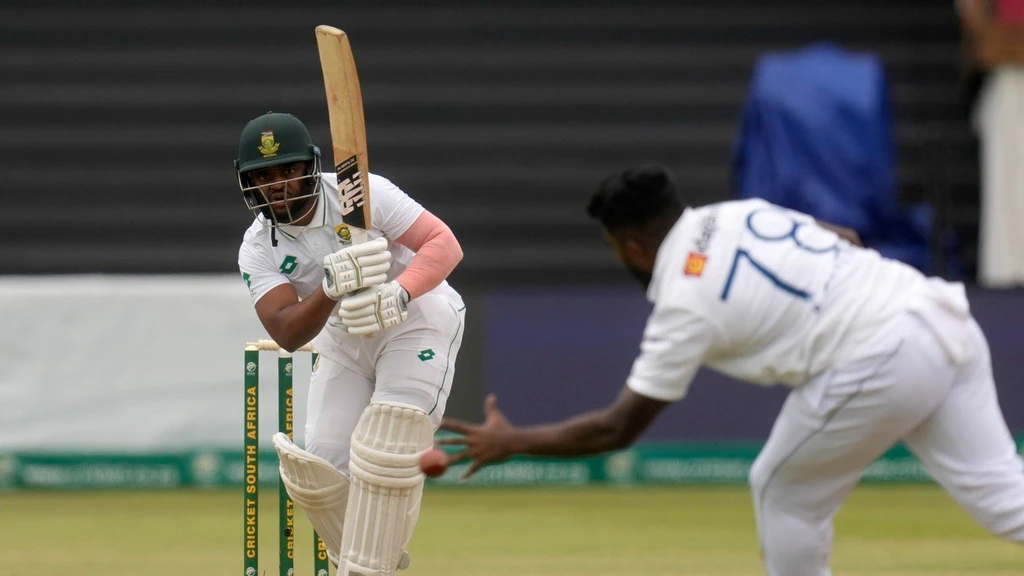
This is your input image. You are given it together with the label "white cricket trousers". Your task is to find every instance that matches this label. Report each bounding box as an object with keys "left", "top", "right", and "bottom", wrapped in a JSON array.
[
  {"left": 305, "top": 289, "right": 466, "bottom": 472},
  {"left": 750, "top": 311, "right": 1024, "bottom": 576}
]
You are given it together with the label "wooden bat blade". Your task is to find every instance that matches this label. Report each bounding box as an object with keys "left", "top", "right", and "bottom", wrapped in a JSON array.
[{"left": 315, "top": 25, "right": 370, "bottom": 243}]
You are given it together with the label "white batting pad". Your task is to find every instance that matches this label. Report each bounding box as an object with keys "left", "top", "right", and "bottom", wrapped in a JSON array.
[
  {"left": 340, "top": 402, "right": 434, "bottom": 576},
  {"left": 274, "top": 432, "right": 349, "bottom": 566}
]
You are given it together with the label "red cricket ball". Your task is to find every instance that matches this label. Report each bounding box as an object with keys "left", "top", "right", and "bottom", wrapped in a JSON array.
[{"left": 419, "top": 448, "right": 449, "bottom": 478}]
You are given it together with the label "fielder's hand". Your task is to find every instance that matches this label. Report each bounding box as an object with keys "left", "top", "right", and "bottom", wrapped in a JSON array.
[
  {"left": 437, "top": 394, "right": 515, "bottom": 481},
  {"left": 322, "top": 237, "right": 391, "bottom": 300},
  {"left": 337, "top": 280, "right": 409, "bottom": 336}
]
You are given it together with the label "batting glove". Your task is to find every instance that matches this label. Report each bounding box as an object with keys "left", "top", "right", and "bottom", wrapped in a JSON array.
[
  {"left": 322, "top": 237, "right": 391, "bottom": 300},
  {"left": 337, "top": 280, "right": 409, "bottom": 336}
]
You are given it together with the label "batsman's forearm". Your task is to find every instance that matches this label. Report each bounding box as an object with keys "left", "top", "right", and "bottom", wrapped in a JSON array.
[
  {"left": 395, "top": 212, "right": 463, "bottom": 300},
  {"left": 268, "top": 286, "right": 337, "bottom": 352},
  {"left": 509, "top": 410, "right": 629, "bottom": 457}
]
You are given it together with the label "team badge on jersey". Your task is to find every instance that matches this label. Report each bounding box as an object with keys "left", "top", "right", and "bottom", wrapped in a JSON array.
[
  {"left": 257, "top": 131, "right": 280, "bottom": 158},
  {"left": 334, "top": 223, "right": 353, "bottom": 245},
  {"left": 684, "top": 252, "right": 707, "bottom": 277}
]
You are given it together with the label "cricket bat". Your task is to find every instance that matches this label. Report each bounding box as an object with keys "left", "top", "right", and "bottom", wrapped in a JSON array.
[{"left": 315, "top": 25, "right": 371, "bottom": 245}]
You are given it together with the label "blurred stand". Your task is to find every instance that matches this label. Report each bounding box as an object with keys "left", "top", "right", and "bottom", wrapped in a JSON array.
[
  {"left": 733, "top": 43, "right": 955, "bottom": 276},
  {"left": 1, "top": 1, "right": 1008, "bottom": 466},
  {"left": 959, "top": 0, "right": 1024, "bottom": 286}
]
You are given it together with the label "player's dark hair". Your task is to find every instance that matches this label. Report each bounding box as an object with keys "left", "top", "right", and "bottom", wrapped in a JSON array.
[{"left": 587, "top": 163, "right": 684, "bottom": 232}]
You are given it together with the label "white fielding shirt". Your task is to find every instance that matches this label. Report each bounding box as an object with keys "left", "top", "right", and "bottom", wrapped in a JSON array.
[{"left": 626, "top": 198, "right": 969, "bottom": 402}]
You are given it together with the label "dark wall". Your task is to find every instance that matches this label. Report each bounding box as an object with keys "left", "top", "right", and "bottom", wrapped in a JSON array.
[{"left": 3, "top": 0, "right": 977, "bottom": 281}]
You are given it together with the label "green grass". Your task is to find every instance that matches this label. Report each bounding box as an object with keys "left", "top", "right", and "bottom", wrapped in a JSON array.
[{"left": 0, "top": 485, "right": 1020, "bottom": 575}]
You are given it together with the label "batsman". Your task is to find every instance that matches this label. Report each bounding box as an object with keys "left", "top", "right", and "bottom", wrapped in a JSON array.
[{"left": 236, "top": 111, "right": 466, "bottom": 575}]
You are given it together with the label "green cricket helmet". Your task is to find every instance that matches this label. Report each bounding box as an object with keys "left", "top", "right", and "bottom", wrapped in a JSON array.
[{"left": 235, "top": 112, "right": 323, "bottom": 226}]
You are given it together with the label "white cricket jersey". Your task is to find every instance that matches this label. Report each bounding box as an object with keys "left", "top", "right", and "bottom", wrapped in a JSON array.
[
  {"left": 626, "top": 198, "right": 961, "bottom": 402},
  {"left": 237, "top": 173, "right": 454, "bottom": 348}
]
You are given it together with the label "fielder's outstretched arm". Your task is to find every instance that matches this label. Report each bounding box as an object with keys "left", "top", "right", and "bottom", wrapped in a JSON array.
[{"left": 439, "top": 388, "right": 670, "bottom": 480}]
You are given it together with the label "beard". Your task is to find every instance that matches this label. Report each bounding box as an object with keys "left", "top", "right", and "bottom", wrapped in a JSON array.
[
  {"left": 269, "top": 181, "right": 318, "bottom": 224},
  {"left": 273, "top": 195, "right": 315, "bottom": 222},
  {"left": 625, "top": 263, "right": 652, "bottom": 290}
]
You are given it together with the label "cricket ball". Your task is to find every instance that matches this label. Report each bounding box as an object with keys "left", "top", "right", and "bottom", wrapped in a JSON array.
[{"left": 419, "top": 448, "right": 449, "bottom": 478}]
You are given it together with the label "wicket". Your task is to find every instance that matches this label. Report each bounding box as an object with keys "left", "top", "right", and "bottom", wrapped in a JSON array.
[{"left": 244, "top": 340, "right": 331, "bottom": 576}]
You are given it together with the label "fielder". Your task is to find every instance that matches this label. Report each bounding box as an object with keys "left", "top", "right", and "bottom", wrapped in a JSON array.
[
  {"left": 441, "top": 164, "right": 1024, "bottom": 575},
  {"left": 236, "top": 112, "right": 466, "bottom": 576}
]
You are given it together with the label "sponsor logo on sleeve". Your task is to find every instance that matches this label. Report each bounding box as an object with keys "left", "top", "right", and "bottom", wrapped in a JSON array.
[
  {"left": 684, "top": 252, "right": 708, "bottom": 277},
  {"left": 684, "top": 207, "right": 718, "bottom": 277},
  {"left": 693, "top": 207, "right": 719, "bottom": 254}
]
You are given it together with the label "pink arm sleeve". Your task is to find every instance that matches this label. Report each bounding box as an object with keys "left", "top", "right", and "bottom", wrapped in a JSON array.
[{"left": 394, "top": 210, "right": 464, "bottom": 300}]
